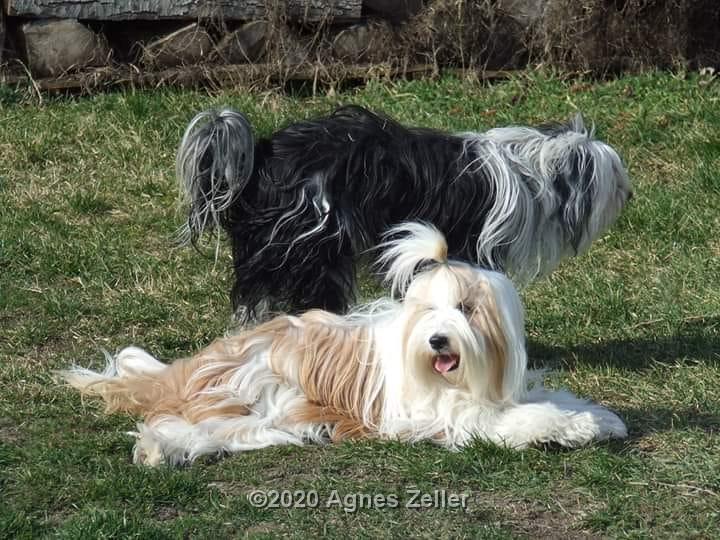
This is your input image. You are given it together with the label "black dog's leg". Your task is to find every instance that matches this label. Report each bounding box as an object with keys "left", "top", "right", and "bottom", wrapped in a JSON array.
[
  {"left": 288, "top": 252, "right": 356, "bottom": 314},
  {"left": 230, "top": 238, "right": 356, "bottom": 324}
]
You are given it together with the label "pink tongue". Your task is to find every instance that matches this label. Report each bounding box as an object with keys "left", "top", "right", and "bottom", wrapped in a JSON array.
[{"left": 433, "top": 354, "right": 460, "bottom": 374}]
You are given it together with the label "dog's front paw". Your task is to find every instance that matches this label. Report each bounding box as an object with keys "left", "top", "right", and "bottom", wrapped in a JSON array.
[
  {"left": 494, "top": 399, "right": 628, "bottom": 449},
  {"left": 129, "top": 426, "right": 166, "bottom": 467},
  {"left": 587, "top": 406, "right": 628, "bottom": 441},
  {"left": 561, "top": 407, "right": 627, "bottom": 447}
]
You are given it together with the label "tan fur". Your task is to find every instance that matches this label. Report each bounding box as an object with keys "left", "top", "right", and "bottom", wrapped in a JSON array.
[
  {"left": 468, "top": 280, "right": 508, "bottom": 401},
  {"left": 270, "top": 310, "right": 384, "bottom": 430},
  {"left": 433, "top": 235, "right": 449, "bottom": 263},
  {"left": 286, "top": 404, "right": 377, "bottom": 442},
  {"left": 78, "top": 317, "right": 294, "bottom": 422},
  {"left": 76, "top": 313, "right": 385, "bottom": 430}
]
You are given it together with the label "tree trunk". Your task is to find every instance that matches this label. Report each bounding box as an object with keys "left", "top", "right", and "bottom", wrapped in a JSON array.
[
  {"left": 0, "top": 8, "right": 5, "bottom": 64},
  {"left": 4, "top": 0, "right": 362, "bottom": 22}
]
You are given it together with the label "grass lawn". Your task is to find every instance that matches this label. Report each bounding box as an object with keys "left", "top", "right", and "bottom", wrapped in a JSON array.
[{"left": 1, "top": 71, "right": 719, "bottom": 538}]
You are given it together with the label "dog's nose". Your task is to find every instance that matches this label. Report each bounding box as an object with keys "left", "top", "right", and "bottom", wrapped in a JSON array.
[{"left": 429, "top": 334, "right": 449, "bottom": 350}]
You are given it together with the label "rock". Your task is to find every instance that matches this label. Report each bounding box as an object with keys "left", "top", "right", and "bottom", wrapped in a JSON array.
[
  {"left": 265, "top": 29, "right": 311, "bottom": 66},
  {"left": 142, "top": 23, "right": 212, "bottom": 68},
  {"left": 281, "top": 35, "right": 311, "bottom": 66},
  {"left": 215, "top": 21, "right": 268, "bottom": 64},
  {"left": 332, "top": 22, "right": 393, "bottom": 62},
  {"left": 497, "top": 0, "right": 546, "bottom": 26},
  {"left": 18, "top": 19, "right": 110, "bottom": 77}
]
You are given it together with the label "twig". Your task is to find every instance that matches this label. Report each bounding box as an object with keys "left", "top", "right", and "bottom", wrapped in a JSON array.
[
  {"left": 15, "top": 61, "right": 43, "bottom": 105},
  {"left": 1, "top": 64, "right": 517, "bottom": 93},
  {"left": 626, "top": 318, "right": 664, "bottom": 330},
  {"left": 627, "top": 481, "right": 719, "bottom": 498}
]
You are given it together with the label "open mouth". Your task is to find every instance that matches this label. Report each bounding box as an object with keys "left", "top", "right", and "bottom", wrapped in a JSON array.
[{"left": 432, "top": 353, "right": 460, "bottom": 374}]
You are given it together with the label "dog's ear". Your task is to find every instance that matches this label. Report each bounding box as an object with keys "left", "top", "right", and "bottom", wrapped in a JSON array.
[
  {"left": 468, "top": 272, "right": 529, "bottom": 403},
  {"left": 468, "top": 281, "right": 508, "bottom": 402},
  {"left": 376, "top": 222, "right": 448, "bottom": 297}
]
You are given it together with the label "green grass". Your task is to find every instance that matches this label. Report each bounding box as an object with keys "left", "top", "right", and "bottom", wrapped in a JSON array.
[{"left": 1, "top": 72, "right": 719, "bottom": 538}]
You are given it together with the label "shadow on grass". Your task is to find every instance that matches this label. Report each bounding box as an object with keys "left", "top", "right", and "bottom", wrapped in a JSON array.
[
  {"left": 620, "top": 405, "right": 720, "bottom": 438},
  {"left": 528, "top": 317, "right": 720, "bottom": 370},
  {"left": 529, "top": 318, "right": 720, "bottom": 439}
]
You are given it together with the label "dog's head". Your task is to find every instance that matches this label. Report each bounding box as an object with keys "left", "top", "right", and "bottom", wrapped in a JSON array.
[
  {"left": 547, "top": 114, "right": 632, "bottom": 257},
  {"left": 379, "top": 223, "right": 527, "bottom": 403},
  {"left": 471, "top": 114, "right": 632, "bottom": 283}
]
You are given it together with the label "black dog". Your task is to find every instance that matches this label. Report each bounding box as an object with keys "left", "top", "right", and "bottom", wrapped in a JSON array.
[{"left": 177, "top": 106, "right": 630, "bottom": 321}]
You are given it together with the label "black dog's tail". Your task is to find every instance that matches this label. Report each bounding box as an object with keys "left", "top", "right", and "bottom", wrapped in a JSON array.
[{"left": 176, "top": 109, "right": 255, "bottom": 243}]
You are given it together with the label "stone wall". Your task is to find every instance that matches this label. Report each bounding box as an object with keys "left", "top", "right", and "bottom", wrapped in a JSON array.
[{"left": 1, "top": 1, "right": 718, "bottom": 85}]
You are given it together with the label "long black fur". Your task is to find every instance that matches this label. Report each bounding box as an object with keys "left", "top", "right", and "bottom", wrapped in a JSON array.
[{"left": 177, "top": 106, "right": 630, "bottom": 320}]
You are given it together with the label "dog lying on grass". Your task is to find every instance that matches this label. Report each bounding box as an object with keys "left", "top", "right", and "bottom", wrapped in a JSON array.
[{"left": 60, "top": 223, "right": 626, "bottom": 467}]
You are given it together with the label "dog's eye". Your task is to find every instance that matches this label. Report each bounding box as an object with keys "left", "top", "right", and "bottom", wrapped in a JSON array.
[{"left": 456, "top": 302, "right": 473, "bottom": 314}]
